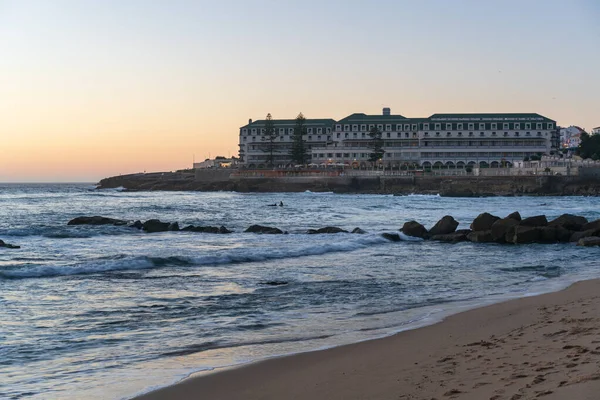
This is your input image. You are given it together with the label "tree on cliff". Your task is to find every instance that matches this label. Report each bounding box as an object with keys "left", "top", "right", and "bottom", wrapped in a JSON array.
[
  {"left": 577, "top": 131, "right": 600, "bottom": 160},
  {"left": 290, "top": 113, "right": 308, "bottom": 165},
  {"left": 367, "top": 126, "right": 385, "bottom": 163},
  {"left": 263, "top": 113, "right": 277, "bottom": 167}
]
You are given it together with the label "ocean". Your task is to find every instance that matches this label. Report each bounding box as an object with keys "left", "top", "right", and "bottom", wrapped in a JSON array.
[{"left": 1, "top": 183, "right": 599, "bottom": 399}]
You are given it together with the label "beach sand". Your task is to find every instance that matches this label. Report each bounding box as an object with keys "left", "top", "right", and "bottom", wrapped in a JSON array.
[{"left": 135, "top": 279, "right": 600, "bottom": 400}]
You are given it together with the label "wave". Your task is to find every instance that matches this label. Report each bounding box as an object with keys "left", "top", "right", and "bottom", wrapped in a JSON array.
[
  {"left": 398, "top": 232, "right": 424, "bottom": 241},
  {"left": 0, "top": 235, "right": 389, "bottom": 279}
]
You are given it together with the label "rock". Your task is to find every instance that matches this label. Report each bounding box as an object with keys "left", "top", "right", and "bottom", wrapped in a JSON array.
[
  {"left": 431, "top": 232, "right": 469, "bottom": 243},
  {"left": 577, "top": 237, "right": 600, "bottom": 247},
  {"left": 582, "top": 219, "right": 600, "bottom": 232},
  {"left": 168, "top": 222, "right": 180, "bottom": 231},
  {"left": 570, "top": 228, "right": 600, "bottom": 242},
  {"left": 428, "top": 216, "right": 459, "bottom": 236},
  {"left": 260, "top": 281, "right": 288, "bottom": 286},
  {"left": 130, "top": 220, "right": 143, "bottom": 229},
  {"left": 0, "top": 239, "right": 20, "bottom": 249},
  {"left": 381, "top": 232, "right": 401, "bottom": 242},
  {"left": 351, "top": 227, "right": 366, "bottom": 234},
  {"left": 519, "top": 215, "right": 548, "bottom": 227},
  {"left": 401, "top": 221, "right": 428, "bottom": 239},
  {"left": 538, "top": 227, "right": 559, "bottom": 243},
  {"left": 142, "top": 219, "right": 171, "bottom": 233},
  {"left": 506, "top": 211, "right": 522, "bottom": 221},
  {"left": 218, "top": 226, "right": 232, "bottom": 234},
  {"left": 470, "top": 213, "right": 500, "bottom": 232},
  {"left": 245, "top": 225, "right": 283, "bottom": 234},
  {"left": 490, "top": 218, "right": 519, "bottom": 243},
  {"left": 182, "top": 225, "right": 232, "bottom": 234},
  {"left": 466, "top": 230, "right": 494, "bottom": 243},
  {"left": 508, "top": 226, "right": 541, "bottom": 244},
  {"left": 307, "top": 227, "right": 349, "bottom": 234},
  {"left": 67, "top": 216, "right": 128, "bottom": 226},
  {"left": 548, "top": 214, "right": 588, "bottom": 231}
]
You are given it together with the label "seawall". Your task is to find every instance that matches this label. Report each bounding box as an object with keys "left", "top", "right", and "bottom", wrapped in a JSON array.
[{"left": 97, "top": 170, "right": 600, "bottom": 196}]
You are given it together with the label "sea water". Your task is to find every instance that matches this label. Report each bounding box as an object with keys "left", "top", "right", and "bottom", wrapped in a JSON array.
[{"left": 1, "top": 184, "right": 599, "bottom": 399}]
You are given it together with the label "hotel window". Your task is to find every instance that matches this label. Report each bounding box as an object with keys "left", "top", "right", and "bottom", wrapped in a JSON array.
[
  {"left": 548, "top": 123, "right": 554, "bottom": 129},
  {"left": 289, "top": 128, "right": 294, "bottom": 134},
  {"left": 242, "top": 129, "right": 247, "bottom": 134},
  {"left": 360, "top": 124, "right": 366, "bottom": 131},
  {"left": 353, "top": 133, "right": 357, "bottom": 138},
  {"left": 326, "top": 128, "right": 331, "bottom": 133},
  {"left": 352, "top": 125, "right": 358, "bottom": 131},
  {"left": 344, "top": 125, "right": 350, "bottom": 131},
  {"left": 435, "top": 132, "right": 440, "bottom": 137},
  {"left": 435, "top": 123, "right": 441, "bottom": 130},
  {"left": 317, "top": 128, "right": 322, "bottom": 134},
  {"left": 525, "top": 123, "right": 531, "bottom": 129},
  {"left": 412, "top": 124, "right": 417, "bottom": 131},
  {"left": 536, "top": 123, "right": 542, "bottom": 130},
  {"left": 458, "top": 123, "right": 463, "bottom": 130},
  {"left": 405, "top": 133, "right": 409, "bottom": 138},
  {"left": 446, "top": 123, "right": 452, "bottom": 130},
  {"left": 386, "top": 132, "right": 391, "bottom": 138},
  {"left": 252, "top": 137, "right": 256, "bottom": 141},
  {"left": 503, "top": 123, "right": 509, "bottom": 130},
  {"left": 386, "top": 124, "right": 391, "bottom": 131},
  {"left": 344, "top": 133, "right": 349, "bottom": 138},
  {"left": 404, "top": 124, "right": 410, "bottom": 131},
  {"left": 424, "top": 123, "right": 430, "bottom": 130},
  {"left": 280, "top": 136, "right": 284, "bottom": 141},
  {"left": 396, "top": 124, "right": 402, "bottom": 131},
  {"left": 335, "top": 125, "right": 341, "bottom": 131},
  {"left": 514, "top": 123, "right": 520, "bottom": 130},
  {"left": 362, "top": 133, "right": 365, "bottom": 138},
  {"left": 308, "top": 135, "right": 312, "bottom": 140},
  {"left": 537, "top": 132, "right": 542, "bottom": 136},
  {"left": 307, "top": 128, "right": 313, "bottom": 134},
  {"left": 377, "top": 124, "right": 383, "bottom": 131},
  {"left": 479, "top": 123, "right": 485, "bottom": 130},
  {"left": 317, "top": 135, "right": 321, "bottom": 140},
  {"left": 491, "top": 123, "right": 497, "bottom": 130},
  {"left": 480, "top": 132, "right": 485, "bottom": 136},
  {"left": 251, "top": 128, "right": 257, "bottom": 134},
  {"left": 369, "top": 124, "right": 374, "bottom": 130}
]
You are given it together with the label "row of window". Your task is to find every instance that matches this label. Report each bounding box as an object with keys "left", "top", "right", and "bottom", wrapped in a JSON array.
[
  {"left": 421, "top": 152, "right": 535, "bottom": 157},
  {"left": 335, "top": 122, "right": 554, "bottom": 132},
  {"left": 242, "top": 127, "right": 332, "bottom": 135}
]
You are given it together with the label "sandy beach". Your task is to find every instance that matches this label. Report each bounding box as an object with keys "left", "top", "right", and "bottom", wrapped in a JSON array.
[{"left": 134, "top": 279, "right": 600, "bottom": 400}]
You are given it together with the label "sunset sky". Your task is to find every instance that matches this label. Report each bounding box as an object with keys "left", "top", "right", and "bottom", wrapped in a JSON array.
[{"left": 1, "top": 0, "right": 599, "bottom": 182}]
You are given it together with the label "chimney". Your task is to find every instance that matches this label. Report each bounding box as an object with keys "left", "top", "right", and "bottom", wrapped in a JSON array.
[
  {"left": 382, "top": 107, "right": 390, "bottom": 116},
  {"left": 248, "top": 118, "right": 253, "bottom": 124}
]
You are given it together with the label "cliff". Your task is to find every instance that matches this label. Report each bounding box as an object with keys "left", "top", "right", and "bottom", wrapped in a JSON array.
[{"left": 97, "top": 171, "right": 600, "bottom": 196}]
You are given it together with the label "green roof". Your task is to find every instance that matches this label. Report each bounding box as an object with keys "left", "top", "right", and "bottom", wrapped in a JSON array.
[
  {"left": 429, "top": 113, "right": 554, "bottom": 122},
  {"left": 336, "top": 113, "right": 407, "bottom": 124},
  {"left": 241, "top": 118, "right": 335, "bottom": 129}
]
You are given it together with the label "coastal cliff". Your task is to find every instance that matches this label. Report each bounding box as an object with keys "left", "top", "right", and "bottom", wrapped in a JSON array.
[{"left": 97, "top": 170, "right": 600, "bottom": 196}]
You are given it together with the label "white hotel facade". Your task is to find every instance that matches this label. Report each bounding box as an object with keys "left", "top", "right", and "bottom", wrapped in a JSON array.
[{"left": 239, "top": 108, "right": 556, "bottom": 169}]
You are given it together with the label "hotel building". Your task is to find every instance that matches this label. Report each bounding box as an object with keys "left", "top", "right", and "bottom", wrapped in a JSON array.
[{"left": 239, "top": 109, "right": 556, "bottom": 169}]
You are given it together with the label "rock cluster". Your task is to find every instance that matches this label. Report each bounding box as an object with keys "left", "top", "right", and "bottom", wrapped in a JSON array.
[
  {"left": 68, "top": 216, "right": 233, "bottom": 234},
  {"left": 0, "top": 239, "right": 20, "bottom": 249},
  {"left": 399, "top": 213, "right": 600, "bottom": 246}
]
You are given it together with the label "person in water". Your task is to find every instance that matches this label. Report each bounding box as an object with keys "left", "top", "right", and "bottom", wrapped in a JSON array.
[{"left": 279, "top": 201, "right": 284, "bottom": 207}]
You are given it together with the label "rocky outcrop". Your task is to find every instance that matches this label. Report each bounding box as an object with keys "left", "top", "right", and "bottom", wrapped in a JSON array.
[
  {"left": 142, "top": 219, "right": 171, "bottom": 233},
  {"left": 507, "top": 226, "right": 541, "bottom": 244},
  {"left": 67, "top": 216, "right": 128, "bottom": 226},
  {"left": 577, "top": 237, "right": 600, "bottom": 247},
  {"left": 381, "top": 233, "right": 401, "bottom": 242},
  {"left": 506, "top": 212, "right": 522, "bottom": 221},
  {"left": 490, "top": 217, "right": 520, "bottom": 243},
  {"left": 245, "top": 225, "right": 284, "bottom": 234},
  {"left": 519, "top": 215, "right": 548, "bottom": 227},
  {"left": 570, "top": 228, "right": 600, "bottom": 243},
  {"left": 582, "top": 219, "right": 600, "bottom": 232},
  {"left": 307, "top": 227, "right": 349, "bottom": 234},
  {"left": 470, "top": 213, "right": 500, "bottom": 232},
  {"left": 351, "top": 227, "right": 366, "bottom": 234},
  {"left": 431, "top": 232, "right": 469, "bottom": 243},
  {"left": 428, "top": 216, "right": 459, "bottom": 236},
  {"left": 181, "top": 225, "right": 232, "bottom": 234},
  {"left": 467, "top": 231, "right": 494, "bottom": 243},
  {"left": 130, "top": 220, "right": 143, "bottom": 229},
  {"left": 548, "top": 214, "right": 588, "bottom": 231},
  {"left": 0, "top": 239, "right": 20, "bottom": 249},
  {"left": 401, "top": 221, "right": 428, "bottom": 238}
]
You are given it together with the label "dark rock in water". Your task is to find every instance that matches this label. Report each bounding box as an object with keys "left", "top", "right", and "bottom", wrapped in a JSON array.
[
  {"left": 538, "top": 227, "right": 559, "bottom": 243},
  {"left": 548, "top": 214, "right": 588, "bottom": 231},
  {"left": 467, "top": 230, "right": 494, "bottom": 243},
  {"left": 245, "top": 225, "right": 283, "bottom": 234},
  {"left": 577, "top": 237, "right": 600, "bottom": 247},
  {"left": 428, "top": 215, "right": 459, "bottom": 236},
  {"left": 581, "top": 219, "right": 600, "bottom": 233},
  {"left": 506, "top": 211, "right": 522, "bottom": 221},
  {"left": 401, "top": 221, "right": 428, "bottom": 239},
  {"left": 142, "top": 219, "right": 171, "bottom": 233},
  {"left": 260, "top": 281, "right": 288, "bottom": 286},
  {"left": 130, "top": 220, "right": 143, "bottom": 229},
  {"left": 168, "top": 222, "right": 180, "bottom": 231},
  {"left": 431, "top": 232, "right": 468, "bottom": 243},
  {"left": 381, "top": 232, "right": 401, "bottom": 242},
  {"left": 490, "top": 217, "right": 519, "bottom": 243},
  {"left": 351, "top": 227, "right": 366, "bottom": 234},
  {"left": 307, "top": 227, "right": 348, "bottom": 234},
  {"left": 470, "top": 213, "right": 500, "bottom": 232},
  {"left": 570, "top": 228, "right": 600, "bottom": 243},
  {"left": 182, "top": 225, "right": 232, "bottom": 234},
  {"left": 519, "top": 215, "right": 548, "bottom": 227},
  {"left": 508, "top": 226, "right": 541, "bottom": 244},
  {"left": 67, "top": 216, "right": 128, "bottom": 226},
  {"left": 0, "top": 239, "right": 20, "bottom": 249}
]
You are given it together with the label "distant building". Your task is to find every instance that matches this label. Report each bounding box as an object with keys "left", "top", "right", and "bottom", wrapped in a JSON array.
[
  {"left": 194, "top": 157, "right": 238, "bottom": 169},
  {"left": 592, "top": 126, "right": 600, "bottom": 136},
  {"left": 239, "top": 109, "right": 556, "bottom": 169},
  {"left": 560, "top": 126, "right": 586, "bottom": 149}
]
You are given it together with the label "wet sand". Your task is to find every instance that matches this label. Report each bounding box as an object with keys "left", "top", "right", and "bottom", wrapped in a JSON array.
[{"left": 135, "top": 279, "right": 600, "bottom": 400}]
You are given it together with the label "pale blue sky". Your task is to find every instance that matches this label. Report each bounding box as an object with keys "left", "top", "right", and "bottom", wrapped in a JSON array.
[{"left": 0, "top": 0, "right": 599, "bottom": 181}]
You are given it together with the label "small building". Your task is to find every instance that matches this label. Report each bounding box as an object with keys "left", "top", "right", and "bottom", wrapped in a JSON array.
[{"left": 592, "top": 126, "right": 600, "bottom": 136}]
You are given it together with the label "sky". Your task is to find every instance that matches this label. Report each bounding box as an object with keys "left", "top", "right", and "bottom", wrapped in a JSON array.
[{"left": 1, "top": 0, "right": 599, "bottom": 182}]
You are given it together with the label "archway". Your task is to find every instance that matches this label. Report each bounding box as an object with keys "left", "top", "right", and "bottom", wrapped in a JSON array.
[
  {"left": 456, "top": 161, "right": 466, "bottom": 169},
  {"left": 433, "top": 161, "right": 443, "bottom": 170},
  {"left": 491, "top": 161, "right": 500, "bottom": 168},
  {"left": 479, "top": 161, "right": 489, "bottom": 168},
  {"left": 445, "top": 161, "right": 455, "bottom": 169}
]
